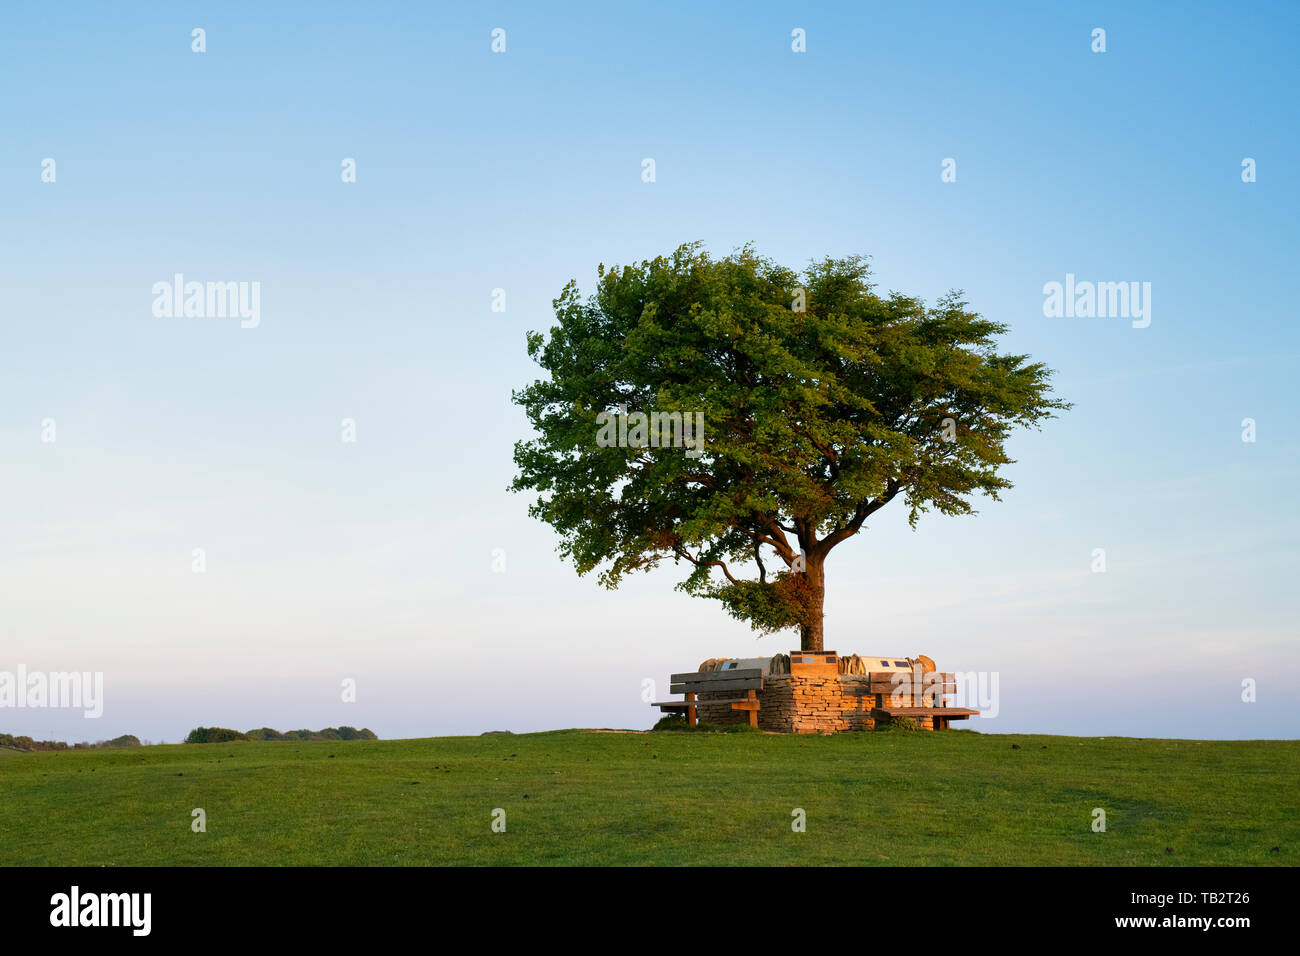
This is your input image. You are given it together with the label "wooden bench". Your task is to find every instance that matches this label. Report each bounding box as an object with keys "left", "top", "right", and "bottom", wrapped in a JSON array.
[
  {"left": 871, "top": 705, "right": 980, "bottom": 730},
  {"left": 859, "top": 671, "right": 979, "bottom": 730},
  {"left": 651, "top": 669, "right": 763, "bottom": 728}
]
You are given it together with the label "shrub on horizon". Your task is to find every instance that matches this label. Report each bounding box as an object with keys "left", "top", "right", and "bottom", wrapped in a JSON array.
[{"left": 184, "top": 727, "right": 250, "bottom": 744}]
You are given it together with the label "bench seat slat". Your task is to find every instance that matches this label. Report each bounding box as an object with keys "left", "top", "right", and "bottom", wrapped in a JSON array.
[
  {"left": 670, "top": 669, "right": 762, "bottom": 684},
  {"left": 652, "top": 698, "right": 754, "bottom": 708},
  {"left": 669, "top": 678, "right": 762, "bottom": 694}
]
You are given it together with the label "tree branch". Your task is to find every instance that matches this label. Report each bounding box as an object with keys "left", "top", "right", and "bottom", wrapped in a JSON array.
[
  {"left": 673, "top": 544, "right": 741, "bottom": 585},
  {"left": 816, "top": 478, "right": 902, "bottom": 555}
]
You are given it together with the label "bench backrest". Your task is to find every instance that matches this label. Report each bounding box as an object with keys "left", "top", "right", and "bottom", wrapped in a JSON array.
[
  {"left": 670, "top": 669, "right": 763, "bottom": 695},
  {"left": 848, "top": 671, "right": 957, "bottom": 705}
]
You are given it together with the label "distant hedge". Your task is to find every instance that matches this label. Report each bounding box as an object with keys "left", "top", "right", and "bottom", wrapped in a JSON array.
[
  {"left": 5, "top": 726, "right": 379, "bottom": 750},
  {"left": 184, "top": 727, "right": 249, "bottom": 744},
  {"left": 187, "top": 726, "right": 377, "bottom": 743},
  {"left": 1, "top": 732, "right": 142, "bottom": 752}
]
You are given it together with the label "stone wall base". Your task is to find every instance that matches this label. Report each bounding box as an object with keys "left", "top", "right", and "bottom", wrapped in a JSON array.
[{"left": 695, "top": 675, "right": 938, "bottom": 733}]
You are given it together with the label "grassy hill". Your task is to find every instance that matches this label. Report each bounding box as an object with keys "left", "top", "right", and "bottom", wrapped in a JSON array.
[{"left": 1, "top": 729, "right": 1295, "bottom": 866}]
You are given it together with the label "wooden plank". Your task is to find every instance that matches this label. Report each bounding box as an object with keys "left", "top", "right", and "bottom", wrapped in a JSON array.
[
  {"left": 670, "top": 677, "right": 762, "bottom": 694},
  {"left": 669, "top": 668, "right": 762, "bottom": 684},
  {"left": 670, "top": 671, "right": 764, "bottom": 686},
  {"left": 652, "top": 698, "right": 754, "bottom": 708},
  {"left": 873, "top": 706, "right": 979, "bottom": 717}
]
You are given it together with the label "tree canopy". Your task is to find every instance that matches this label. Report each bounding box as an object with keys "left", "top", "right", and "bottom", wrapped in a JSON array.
[{"left": 512, "top": 243, "right": 1068, "bottom": 650}]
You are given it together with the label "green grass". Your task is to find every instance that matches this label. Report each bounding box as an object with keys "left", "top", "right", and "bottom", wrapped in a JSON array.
[{"left": 1, "top": 730, "right": 1295, "bottom": 865}]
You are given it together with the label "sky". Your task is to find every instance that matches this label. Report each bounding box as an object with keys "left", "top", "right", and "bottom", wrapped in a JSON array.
[{"left": 1, "top": 1, "right": 1297, "bottom": 744}]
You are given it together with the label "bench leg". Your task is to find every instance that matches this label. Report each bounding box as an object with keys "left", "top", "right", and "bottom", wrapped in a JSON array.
[
  {"left": 686, "top": 693, "right": 696, "bottom": 727},
  {"left": 747, "top": 689, "right": 758, "bottom": 728}
]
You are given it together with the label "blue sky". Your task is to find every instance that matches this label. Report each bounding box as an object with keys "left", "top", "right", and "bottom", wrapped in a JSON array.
[{"left": 2, "top": 1, "right": 1297, "bottom": 743}]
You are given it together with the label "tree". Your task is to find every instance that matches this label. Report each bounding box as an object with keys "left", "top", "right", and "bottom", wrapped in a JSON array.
[{"left": 511, "top": 243, "right": 1068, "bottom": 651}]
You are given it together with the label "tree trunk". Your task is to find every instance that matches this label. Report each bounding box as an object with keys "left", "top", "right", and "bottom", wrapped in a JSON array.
[{"left": 799, "top": 555, "right": 826, "bottom": 652}]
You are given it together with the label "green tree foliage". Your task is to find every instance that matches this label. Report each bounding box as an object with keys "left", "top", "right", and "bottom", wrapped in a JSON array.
[
  {"left": 184, "top": 727, "right": 249, "bottom": 744},
  {"left": 243, "top": 726, "right": 377, "bottom": 742},
  {"left": 1, "top": 733, "right": 70, "bottom": 752},
  {"left": 1, "top": 732, "right": 141, "bottom": 751},
  {"left": 244, "top": 727, "right": 285, "bottom": 741},
  {"left": 512, "top": 243, "right": 1068, "bottom": 650}
]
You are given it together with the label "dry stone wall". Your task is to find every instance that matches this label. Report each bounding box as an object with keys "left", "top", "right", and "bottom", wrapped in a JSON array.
[{"left": 694, "top": 674, "right": 937, "bottom": 732}]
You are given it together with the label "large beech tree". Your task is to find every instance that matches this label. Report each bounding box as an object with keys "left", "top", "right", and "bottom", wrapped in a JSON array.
[{"left": 512, "top": 244, "right": 1067, "bottom": 651}]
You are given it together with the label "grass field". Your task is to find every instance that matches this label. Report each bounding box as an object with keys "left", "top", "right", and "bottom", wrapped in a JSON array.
[{"left": 1, "top": 729, "right": 1295, "bottom": 866}]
